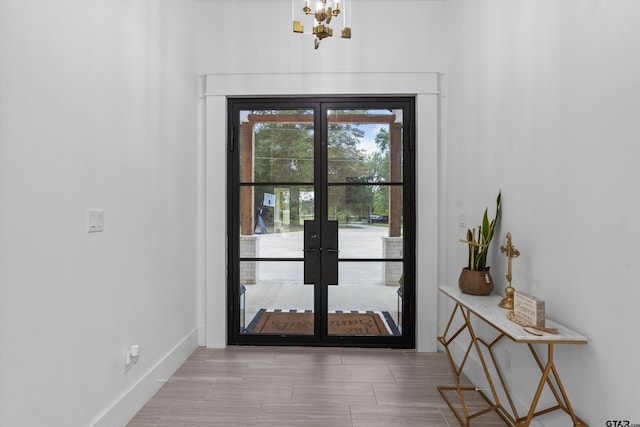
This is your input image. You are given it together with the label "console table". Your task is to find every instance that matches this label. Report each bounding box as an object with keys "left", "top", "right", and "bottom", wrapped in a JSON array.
[{"left": 438, "top": 285, "right": 588, "bottom": 427}]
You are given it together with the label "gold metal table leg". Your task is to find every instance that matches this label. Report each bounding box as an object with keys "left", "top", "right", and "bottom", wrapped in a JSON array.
[
  {"left": 438, "top": 303, "right": 511, "bottom": 426},
  {"left": 515, "top": 344, "right": 588, "bottom": 427}
]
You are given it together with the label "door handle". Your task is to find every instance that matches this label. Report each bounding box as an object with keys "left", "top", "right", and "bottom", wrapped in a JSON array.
[
  {"left": 304, "top": 220, "right": 321, "bottom": 284},
  {"left": 325, "top": 221, "right": 339, "bottom": 286}
]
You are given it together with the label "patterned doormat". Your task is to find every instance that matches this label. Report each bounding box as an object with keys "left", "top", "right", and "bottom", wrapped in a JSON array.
[{"left": 245, "top": 309, "right": 400, "bottom": 336}]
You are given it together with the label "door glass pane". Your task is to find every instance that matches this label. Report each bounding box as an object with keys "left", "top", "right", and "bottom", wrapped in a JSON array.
[
  {"left": 327, "top": 186, "right": 403, "bottom": 259},
  {"left": 327, "top": 261, "right": 403, "bottom": 336},
  {"left": 239, "top": 109, "right": 314, "bottom": 184},
  {"left": 240, "top": 185, "right": 314, "bottom": 241},
  {"left": 327, "top": 109, "right": 403, "bottom": 184},
  {"left": 241, "top": 261, "right": 314, "bottom": 335}
]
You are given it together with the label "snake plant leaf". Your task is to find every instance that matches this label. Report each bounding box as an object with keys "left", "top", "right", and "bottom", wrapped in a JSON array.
[
  {"left": 466, "top": 229, "right": 474, "bottom": 268},
  {"left": 460, "top": 191, "right": 501, "bottom": 271},
  {"left": 482, "top": 209, "right": 490, "bottom": 241}
]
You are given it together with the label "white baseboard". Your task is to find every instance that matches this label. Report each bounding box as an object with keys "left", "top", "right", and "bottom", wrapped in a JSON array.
[{"left": 90, "top": 327, "right": 200, "bottom": 427}]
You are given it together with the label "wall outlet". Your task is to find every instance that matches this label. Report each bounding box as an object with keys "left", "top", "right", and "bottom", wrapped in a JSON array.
[
  {"left": 123, "top": 345, "right": 140, "bottom": 373},
  {"left": 87, "top": 209, "right": 104, "bottom": 233},
  {"left": 458, "top": 213, "right": 467, "bottom": 228}
]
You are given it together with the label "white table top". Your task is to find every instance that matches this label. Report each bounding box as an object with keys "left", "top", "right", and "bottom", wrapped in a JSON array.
[{"left": 439, "top": 285, "right": 588, "bottom": 344}]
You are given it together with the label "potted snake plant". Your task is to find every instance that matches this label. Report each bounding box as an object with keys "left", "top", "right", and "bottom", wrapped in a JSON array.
[{"left": 458, "top": 192, "right": 501, "bottom": 295}]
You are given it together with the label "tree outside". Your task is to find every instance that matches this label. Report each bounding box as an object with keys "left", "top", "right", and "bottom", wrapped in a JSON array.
[{"left": 248, "top": 109, "right": 393, "bottom": 231}]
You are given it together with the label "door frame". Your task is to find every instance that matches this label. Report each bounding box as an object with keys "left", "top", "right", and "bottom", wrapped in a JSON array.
[
  {"left": 202, "top": 72, "right": 440, "bottom": 351},
  {"left": 226, "top": 97, "right": 416, "bottom": 347}
]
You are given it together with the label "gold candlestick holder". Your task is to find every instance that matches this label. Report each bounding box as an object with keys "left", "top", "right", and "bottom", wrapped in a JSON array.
[{"left": 499, "top": 232, "right": 520, "bottom": 309}]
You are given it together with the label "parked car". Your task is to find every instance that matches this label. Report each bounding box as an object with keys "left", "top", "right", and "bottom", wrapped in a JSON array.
[{"left": 368, "top": 215, "right": 388, "bottom": 224}]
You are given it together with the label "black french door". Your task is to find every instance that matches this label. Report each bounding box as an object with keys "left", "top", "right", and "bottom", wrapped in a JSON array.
[{"left": 227, "top": 97, "right": 415, "bottom": 347}]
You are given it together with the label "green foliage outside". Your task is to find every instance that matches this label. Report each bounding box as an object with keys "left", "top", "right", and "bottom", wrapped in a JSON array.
[{"left": 248, "top": 110, "right": 393, "bottom": 226}]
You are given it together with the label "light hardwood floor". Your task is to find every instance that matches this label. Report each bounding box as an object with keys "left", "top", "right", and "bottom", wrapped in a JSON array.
[{"left": 127, "top": 346, "right": 507, "bottom": 427}]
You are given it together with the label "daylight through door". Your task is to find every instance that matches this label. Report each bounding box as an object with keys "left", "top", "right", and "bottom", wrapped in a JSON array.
[{"left": 227, "top": 97, "right": 415, "bottom": 347}]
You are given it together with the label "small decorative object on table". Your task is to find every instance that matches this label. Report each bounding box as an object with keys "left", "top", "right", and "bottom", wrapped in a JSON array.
[
  {"left": 510, "top": 290, "right": 556, "bottom": 334},
  {"left": 458, "top": 192, "right": 501, "bottom": 295},
  {"left": 498, "top": 232, "right": 519, "bottom": 308},
  {"left": 513, "top": 291, "right": 545, "bottom": 327}
]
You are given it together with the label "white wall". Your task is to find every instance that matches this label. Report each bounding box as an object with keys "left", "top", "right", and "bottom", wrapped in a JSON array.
[
  {"left": 0, "top": 1, "right": 199, "bottom": 426},
  {"left": 444, "top": 0, "right": 640, "bottom": 423},
  {"left": 197, "top": 0, "right": 448, "bottom": 351},
  {"left": 197, "top": 0, "right": 447, "bottom": 74}
]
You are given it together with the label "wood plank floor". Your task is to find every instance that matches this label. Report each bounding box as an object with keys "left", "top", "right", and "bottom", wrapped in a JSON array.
[{"left": 127, "top": 347, "right": 508, "bottom": 427}]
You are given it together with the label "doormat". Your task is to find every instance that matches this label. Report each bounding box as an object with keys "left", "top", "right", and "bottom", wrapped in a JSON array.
[{"left": 245, "top": 309, "right": 400, "bottom": 336}]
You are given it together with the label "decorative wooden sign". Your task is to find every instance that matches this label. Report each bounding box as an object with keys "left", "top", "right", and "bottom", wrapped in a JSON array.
[{"left": 514, "top": 291, "right": 545, "bottom": 328}]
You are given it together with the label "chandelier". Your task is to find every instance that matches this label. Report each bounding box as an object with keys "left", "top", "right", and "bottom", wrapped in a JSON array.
[{"left": 292, "top": 0, "right": 351, "bottom": 49}]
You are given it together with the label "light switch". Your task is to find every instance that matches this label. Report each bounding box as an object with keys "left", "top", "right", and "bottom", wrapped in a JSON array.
[
  {"left": 458, "top": 213, "right": 467, "bottom": 228},
  {"left": 87, "top": 209, "right": 104, "bottom": 233}
]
